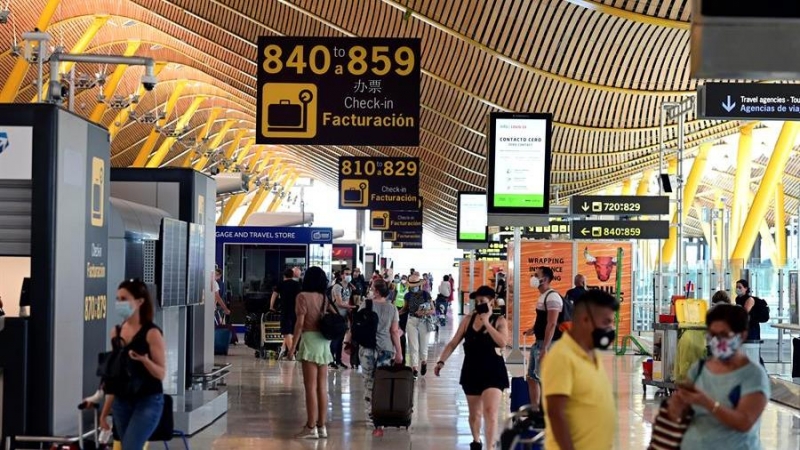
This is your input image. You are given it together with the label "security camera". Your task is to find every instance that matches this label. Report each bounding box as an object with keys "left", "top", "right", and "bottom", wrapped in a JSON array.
[
  {"left": 141, "top": 74, "right": 157, "bottom": 91},
  {"left": 0, "top": 10, "right": 10, "bottom": 24},
  {"left": 210, "top": 166, "right": 220, "bottom": 176}
]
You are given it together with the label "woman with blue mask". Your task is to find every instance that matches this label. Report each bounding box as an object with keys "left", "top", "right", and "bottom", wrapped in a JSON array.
[
  {"left": 401, "top": 273, "right": 434, "bottom": 378},
  {"left": 99, "top": 279, "right": 166, "bottom": 450},
  {"left": 666, "top": 304, "right": 770, "bottom": 450}
]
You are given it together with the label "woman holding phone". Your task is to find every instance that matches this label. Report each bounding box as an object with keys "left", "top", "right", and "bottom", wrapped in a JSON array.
[
  {"left": 667, "top": 304, "right": 769, "bottom": 449},
  {"left": 434, "top": 286, "right": 509, "bottom": 450}
]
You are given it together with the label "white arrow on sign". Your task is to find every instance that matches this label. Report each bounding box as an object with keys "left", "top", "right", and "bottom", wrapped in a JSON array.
[
  {"left": 581, "top": 228, "right": 590, "bottom": 236},
  {"left": 581, "top": 202, "right": 589, "bottom": 212},
  {"left": 722, "top": 95, "right": 736, "bottom": 112}
]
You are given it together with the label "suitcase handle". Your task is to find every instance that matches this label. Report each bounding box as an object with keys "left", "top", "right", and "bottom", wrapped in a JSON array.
[{"left": 279, "top": 99, "right": 291, "bottom": 104}]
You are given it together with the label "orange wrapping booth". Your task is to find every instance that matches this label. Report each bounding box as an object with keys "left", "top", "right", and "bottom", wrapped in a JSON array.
[{"left": 507, "top": 240, "right": 632, "bottom": 347}]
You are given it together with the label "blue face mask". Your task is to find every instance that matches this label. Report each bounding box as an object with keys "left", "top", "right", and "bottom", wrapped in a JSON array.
[
  {"left": 410, "top": 287, "right": 420, "bottom": 293},
  {"left": 116, "top": 301, "right": 135, "bottom": 322}
]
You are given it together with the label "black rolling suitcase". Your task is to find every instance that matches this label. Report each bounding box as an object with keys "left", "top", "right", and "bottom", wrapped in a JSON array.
[
  {"left": 371, "top": 365, "right": 414, "bottom": 429},
  {"left": 244, "top": 313, "right": 262, "bottom": 350}
]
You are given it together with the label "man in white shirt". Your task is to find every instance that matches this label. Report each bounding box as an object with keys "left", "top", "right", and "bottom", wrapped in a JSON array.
[
  {"left": 523, "top": 266, "right": 563, "bottom": 412},
  {"left": 213, "top": 268, "right": 230, "bottom": 315}
]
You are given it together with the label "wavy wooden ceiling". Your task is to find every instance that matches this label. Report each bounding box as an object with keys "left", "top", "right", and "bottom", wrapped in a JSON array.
[{"left": 2, "top": 0, "right": 793, "bottom": 241}]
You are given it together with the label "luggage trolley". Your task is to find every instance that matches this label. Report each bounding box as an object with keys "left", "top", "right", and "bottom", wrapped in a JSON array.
[{"left": 258, "top": 311, "right": 283, "bottom": 359}]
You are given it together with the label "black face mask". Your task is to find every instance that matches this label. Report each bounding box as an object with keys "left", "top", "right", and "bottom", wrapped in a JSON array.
[{"left": 589, "top": 310, "right": 615, "bottom": 350}]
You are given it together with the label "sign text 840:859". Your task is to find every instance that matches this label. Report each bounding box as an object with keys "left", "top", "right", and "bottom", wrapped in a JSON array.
[{"left": 262, "top": 44, "right": 416, "bottom": 77}]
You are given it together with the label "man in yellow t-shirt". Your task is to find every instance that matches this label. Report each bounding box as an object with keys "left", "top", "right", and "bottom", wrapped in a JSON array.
[{"left": 541, "top": 289, "right": 619, "bottom": 450}]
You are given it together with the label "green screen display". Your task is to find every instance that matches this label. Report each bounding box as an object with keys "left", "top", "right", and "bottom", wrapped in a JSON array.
[{"left": 492, "top": 194, "right": 545, "bottom": 208}]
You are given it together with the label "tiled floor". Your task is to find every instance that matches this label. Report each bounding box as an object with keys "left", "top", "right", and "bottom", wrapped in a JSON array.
[{"left": 192, "top": 317, "right": 800, "bottom": 449}]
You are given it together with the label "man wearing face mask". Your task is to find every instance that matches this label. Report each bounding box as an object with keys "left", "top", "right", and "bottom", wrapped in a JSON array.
[
  {"left": 542, "top": 289, "right": 619, "bottom": 450},
  {"left": 523, "top": 266, "right": 563, "bottom": 412}
]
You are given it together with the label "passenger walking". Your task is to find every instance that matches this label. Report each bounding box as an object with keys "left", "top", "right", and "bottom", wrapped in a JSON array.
[
  {"left": 352, "top": 267, "right": 368, "bottom": 307},
  {"left": 734, "top": 279, "right": 761, "bottom": 341},
  {"left": 712, "top": 290, "right": 732, "bottom": 306},
  {"left": 523, "top": 266, "right": 563, "bottom": 412},
  {"left": 435, "top": 286, "right": 508, "bottom": 450},
  {"left": 667, "top": 304, "right": 770, "bottom": 450},
  {"left": 270, "top": 268, "right": 302, "bottom": 360},
  {"left": 289, "top": 267, "right": 334, "bottom": 440},
  {"left": 437, "top": 275, "right": 452, "bottom": 315},
  {"left": 357, "top": 279, "right": 403, "bottom": 433},
  {"left": 402, "top": 273, "right": 433, "bottom": 378},
  {"left": 330, "top": 267, "right": 356, "bottom": 369},
  {"left": 542, "top": 289, "right": 619, "bottom": 450},
  {"left": 99, "top": 279, "right": 166, "bottom": 450},
  {"left": 396, "top": 274, "right": 409, "bottom": 365}
]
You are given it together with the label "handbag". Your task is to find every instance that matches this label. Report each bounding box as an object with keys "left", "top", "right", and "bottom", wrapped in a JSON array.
[
  {"left": 647, "top": 360, "right": 706, "bottom": 450},
  {"left": 319, "top": 296, "right": 347, "bottom": 341},
  {"left": 98, "top": 326, "right": 134, "bottom": 396}
]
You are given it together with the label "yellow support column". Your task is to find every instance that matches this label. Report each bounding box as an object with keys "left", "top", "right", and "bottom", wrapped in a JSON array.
[
  {"left": 108, "top": 62, "right": 167, "bottom": 140},
  {"left": 224, "top": 129, "right": 247, "bottom": 160},
  {"left": 193, "top": 119, "right": 235, "bottom": 171},
  {"left": 636, "top": 170, "right": 653, "bottom": 196},
  {"left": 714, "top": 192, "right": 724, "bottom": 262},
  {"left": 622, "top": 179, "right": 633, "bottom": 196},
  {"left": 732, "top": 122, "right": 800, "bottom": 262},
  {"left": 234, "top": 139, "right": 255, "bottom": 167},
  {"left": 181, "top": 107, "right": 222, "bottom": 167},
  {"left": 0, "top": 0, "right": 61, "bottom": 102},
  {"left": 89, "top": 39, "right": 141, "bottom": 123},
  {"left": 30, "top": 14, "right": 111, "bottom": 102},
  {"left": 661, "top": 143, "right": 711, "bottom": 266},
  {"left": 146, "top": 96, "right": 206, "bottom": 167},
  {"left": 268, "top": 173, "right": 298, "bottom": 212},
  {"left": 730, "top": 124, "right": 754, "bottom": 247},
  {"left": 217, "top": 193, "right": 247, "bottom": 225},
  {"left": 131, "top": 80, "right": 187, "bottom": 167},
  {"left": 776, "top": 182, "right": 787, "bottom": 267},
  {"left": 238, "top": 188, "right": 269, "bottom": 226}
]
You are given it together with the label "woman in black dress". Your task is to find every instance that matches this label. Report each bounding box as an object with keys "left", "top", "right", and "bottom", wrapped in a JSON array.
[{"left": 434, "top": 286, "right": 509, "bottom": 450}]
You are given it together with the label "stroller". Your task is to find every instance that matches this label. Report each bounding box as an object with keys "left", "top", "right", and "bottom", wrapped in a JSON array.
[
  {"left": 434, "top": 295, "right": 448, "bottom": 328},
  {"left": 499, "top": 406, "right": 545, "bottom": 450}
]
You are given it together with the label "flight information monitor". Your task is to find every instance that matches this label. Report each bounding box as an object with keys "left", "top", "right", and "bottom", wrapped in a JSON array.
[
  {"left": 487, "top": 112, "right": 552, "bottom": 218},
  {"left": 457, "top": 192, "right": 487, "bottom": 244}
]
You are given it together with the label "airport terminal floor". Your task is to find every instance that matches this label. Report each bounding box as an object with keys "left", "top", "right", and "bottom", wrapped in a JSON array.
[{"left": 189, "top": 316, "right": 800, "bottom": 449}]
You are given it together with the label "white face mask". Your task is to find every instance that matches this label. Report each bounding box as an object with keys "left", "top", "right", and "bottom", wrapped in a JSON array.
[
  {"left": 530, "top": 276, "right": 540, "bottom": 289},
  {"left": 735, "top": 287, "right": 745, "bottom": 296}
]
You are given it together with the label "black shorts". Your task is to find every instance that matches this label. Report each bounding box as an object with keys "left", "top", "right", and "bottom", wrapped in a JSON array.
[
  {"left": 280, "top": 313, "right": 296, "bottom": 335},
  {"left": 461, "top": 381, "right": 507, "bottom": 397}
]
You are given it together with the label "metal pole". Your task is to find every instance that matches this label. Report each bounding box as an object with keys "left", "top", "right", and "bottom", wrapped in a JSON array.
[
  {"left": 657, "top": 105, "right": 666, "bottom": 318},
  {"left": 300, "top": 186, "right": 305, "bottom": 227},
  {"left": 709, "top": 208, "right": 715, "bottom": 292},
  {"left": 68, "top": 66, "right": 75, "bottom": 112},
  {"left": 468, "top": 250, "right": 475, "bottom": 313},
  {"left": 507, "top": 226, "right": 524, "bottom": 365},
  {"left": 37, "top": 40, "right": 45, "bottom": 103},
  {"left": 778, "top": 268, "right": 785, "bottom": 363},
  {"left": 723, "top": 207, "right": 730, "bottom": 290},
  {"left": 676, "top": 111, "right": 685, "bottom": 293}
]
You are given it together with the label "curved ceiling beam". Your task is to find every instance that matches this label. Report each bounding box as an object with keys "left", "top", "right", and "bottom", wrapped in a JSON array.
[
  {"left": 373, "top": 0, "right": 691, "bottom": 96},
  {"left": 563, "top": 0, "right": 689, "bottom": 30}
]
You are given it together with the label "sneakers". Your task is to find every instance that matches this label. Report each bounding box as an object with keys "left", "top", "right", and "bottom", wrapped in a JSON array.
[
  {"left": 412, "top": 368, "right": 419, "bottom": 379},
  {"left": 317, "top": 426, "right": 328, "bottom": 438},
  {"left": 469, "top": 441, "right": 482, "bottom": 450},
  {"left": 372, "top": 427, "right": 385, "bottom": 437},
  {"left": 295, "top": 426, "right": 318, "bottom": 439},
  {"left": 329, "top": 362, "right": 339, "bottom": 370},
  {"left": 338, "top": 362, "right": 350, "bottom": 370},
  {"left": 420, "top": 362, "right": 427, "bottom": 376}
]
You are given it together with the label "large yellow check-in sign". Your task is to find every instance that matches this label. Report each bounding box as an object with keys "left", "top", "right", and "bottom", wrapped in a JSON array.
[{"left": 256, "top": 37, "right": 421, "bottom": 146}]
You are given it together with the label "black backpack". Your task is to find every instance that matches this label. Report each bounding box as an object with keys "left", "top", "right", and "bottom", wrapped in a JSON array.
[
  {"left": 751, "top": 297, "right": 770, "bottom": 323},
  {"left": 351, "top": 300, "right": 380, "bottom": 349}
]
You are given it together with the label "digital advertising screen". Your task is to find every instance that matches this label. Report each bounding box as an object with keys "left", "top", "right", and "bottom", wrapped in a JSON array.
[
  {"left": 487, "top": 112, "right": 552, "bottom": 216},
  {"left": 457, "top": 192, "right": 487, "bottom": 243}
]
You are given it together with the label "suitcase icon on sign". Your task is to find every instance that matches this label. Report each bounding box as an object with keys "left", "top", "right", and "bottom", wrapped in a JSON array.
[
  {"left": 342, "top": 181, "right": 369, "bottom": 206},
  {"left": 373, "top": 213, "right": 388, "bottom": 228},
  {"left": 267, "top": 89, "right": 314, "bottom": 133}
]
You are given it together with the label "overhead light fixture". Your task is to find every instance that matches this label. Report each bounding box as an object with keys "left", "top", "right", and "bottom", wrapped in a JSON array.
[
  {"left": 150, "top": 44, "right": 163, "bottom": 50},
  {"left": 122, "top": 20, "right": 137, "bottom": 27}
]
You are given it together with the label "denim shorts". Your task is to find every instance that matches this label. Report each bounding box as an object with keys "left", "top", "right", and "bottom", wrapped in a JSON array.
[{"left": 527, "top": 342, "right": 543, "bottom": 382}]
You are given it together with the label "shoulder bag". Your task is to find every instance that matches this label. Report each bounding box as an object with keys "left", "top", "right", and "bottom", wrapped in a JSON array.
[
  {"left": 319, "top": 295, "right": 347, "bottom": 341},
  {"left": 647, "top": 360, "right": 707, "bottom": 450}
]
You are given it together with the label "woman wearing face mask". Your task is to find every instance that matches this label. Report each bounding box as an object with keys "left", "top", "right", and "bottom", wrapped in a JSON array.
[
  {"left": 434, "top": 286, "right": 508, "bottom": 450},
  {"left": 99, "top": 279, "right": 166, "bottom": 450},
  {"left": 733, "top": 280, "right": 761, "bottom": 342},
  {"left": 402, "top": 273, "right": 433, "bottom": 378},
  {"left": 667, "top": 304, "right": 770, "bottom": 450}
]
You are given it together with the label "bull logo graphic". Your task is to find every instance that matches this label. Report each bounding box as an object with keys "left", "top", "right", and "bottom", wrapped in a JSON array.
[{"left": 584, "top": 247, "right": 617, "bottom": 282}]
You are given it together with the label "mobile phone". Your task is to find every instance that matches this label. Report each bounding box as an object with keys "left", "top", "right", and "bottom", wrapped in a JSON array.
[{"left": 476, "top": 303, "right": 490, "bottom": 314}]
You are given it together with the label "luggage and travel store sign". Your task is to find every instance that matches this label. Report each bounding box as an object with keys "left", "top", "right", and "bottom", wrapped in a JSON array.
[
  {"left": 338, "top": 156, "right": 420, "bottom": 210},
  {"left": 256, "top": 37, "right": 421, "bottom": 145}
]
